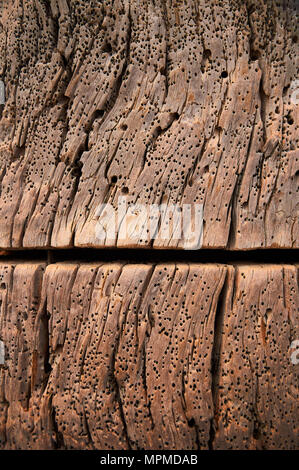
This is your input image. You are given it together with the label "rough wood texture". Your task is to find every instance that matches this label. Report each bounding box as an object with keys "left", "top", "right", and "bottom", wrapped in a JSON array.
[
  {"left": 0, "top": 0, "right": 298, "bottom": 249},
  {"left": 0, "top": 261, "right": 298, "bottom": 449}
]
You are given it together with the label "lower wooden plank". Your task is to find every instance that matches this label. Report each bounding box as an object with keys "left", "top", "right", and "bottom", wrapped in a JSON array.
[{"left": 0, "top": 262, "right": 298, "bottom": 449}]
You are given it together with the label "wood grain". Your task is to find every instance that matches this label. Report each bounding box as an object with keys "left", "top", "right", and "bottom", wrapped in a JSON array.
[
  {"left": 0, "top": 0, "right": 298, "bottom": 249},
  {"left": 0, "top": 261, "right": 298, "bottom": 449}
]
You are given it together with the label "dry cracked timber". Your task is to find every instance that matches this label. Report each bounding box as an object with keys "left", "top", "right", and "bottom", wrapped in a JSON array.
[
  {"left": 0, "top": 0, "right": 298, "bottom": 452},
  {"left": 0, "top": 260, "right": 298, "bottom": 450},
  {"left": 0, "top": 0, "right": 298, "bottom": 249}
]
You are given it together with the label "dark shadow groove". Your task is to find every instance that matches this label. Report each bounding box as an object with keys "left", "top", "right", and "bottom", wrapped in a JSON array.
[{"left": 0, "top": 248, "right": 298, "bottom": 264}]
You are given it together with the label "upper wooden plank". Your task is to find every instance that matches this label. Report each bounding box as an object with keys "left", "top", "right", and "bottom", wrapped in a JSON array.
[{"left": 0, "top": 0, "right": 298, "bottom": 249}]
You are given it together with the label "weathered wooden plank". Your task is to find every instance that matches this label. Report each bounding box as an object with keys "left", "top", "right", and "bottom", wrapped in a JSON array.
[
  {"left": 213, "top": 264, "right": 299, "bottom": 449},
  {"left": 0, "top": 0, "right": 298, "bottom": 249},
  {"left": 0, "top": 261, "right": 298, "bottom": 449}
]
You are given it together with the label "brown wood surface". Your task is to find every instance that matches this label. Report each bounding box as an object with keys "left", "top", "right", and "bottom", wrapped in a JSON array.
[
  {"left": 0, "top": 261, "right": 298, "bottom": 449},
  {"left": 0, "top": 0, "right": 298, "bottom": 452},
  {"left": 0, "top": 0, "right": 298, "bottom": 249}
]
